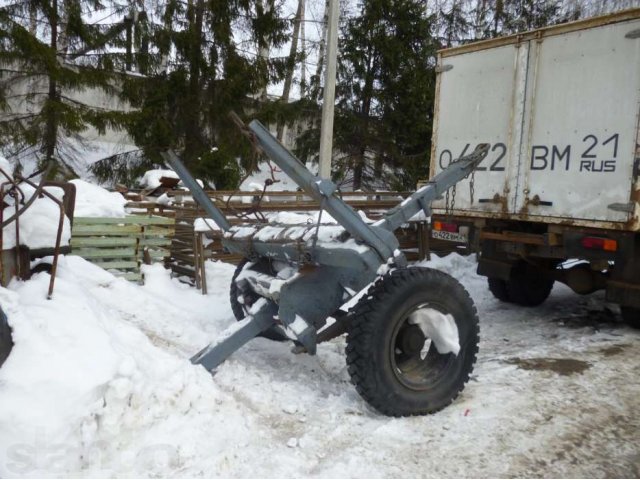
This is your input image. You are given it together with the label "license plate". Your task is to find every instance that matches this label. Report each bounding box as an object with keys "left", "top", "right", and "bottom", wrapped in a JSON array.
[{"left": 431, "top": 229, "right": 468, "bottom": 243}]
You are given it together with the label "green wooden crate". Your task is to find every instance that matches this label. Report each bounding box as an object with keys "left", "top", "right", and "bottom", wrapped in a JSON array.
[{"left": 71, "top": 215, "right": 176, "bottom": 283}]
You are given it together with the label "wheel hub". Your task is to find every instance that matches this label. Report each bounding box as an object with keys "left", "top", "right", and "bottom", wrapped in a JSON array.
[{"left": 397, "top": 324, "right": 425, "bottom": 355}]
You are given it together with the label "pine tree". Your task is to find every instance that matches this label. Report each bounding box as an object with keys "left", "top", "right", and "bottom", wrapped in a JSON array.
[
  {"left": 0, "top": 0, "right": 134, "bottom": 179},
  {"left": 92, "top": 0, "right": 292, "bottom": 189},
  {"left": 297, "top": 0, "right": 438, "bottom": 191},
  {"left": 440, "top": 0, "right": 471, "bottom": 46}
]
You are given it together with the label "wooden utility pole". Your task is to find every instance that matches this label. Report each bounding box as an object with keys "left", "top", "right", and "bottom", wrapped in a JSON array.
[{"left": 318, "top": 0, "right": 339, "bottom": 179}]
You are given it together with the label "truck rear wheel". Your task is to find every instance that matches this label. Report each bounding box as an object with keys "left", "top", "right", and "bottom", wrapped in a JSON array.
[
  {"left": 345, "top": 267, "right": 479, "bottom": 416},
  {"left": 0, "top": 307, "right": 13, "bottom": 368},
  {"left": 230, "top": 259, "right": 289, "bottom": 342},
  {"left": 620, "top": 306, "right": 640, "bottom": 329},
  {"left": 488, "top": 277, "right": 511, "bottom": 302},
  {"left": 505, "top": 261, "right": 554, "bottom": 307}
]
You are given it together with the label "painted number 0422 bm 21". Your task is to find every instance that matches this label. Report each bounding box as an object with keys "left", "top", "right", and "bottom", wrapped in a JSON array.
[
  {"left": 438, "top": 134, "right": 620, "bottom": 174},
  {"left": 530, "top": 133, "right": 619, "bottom": 173}
]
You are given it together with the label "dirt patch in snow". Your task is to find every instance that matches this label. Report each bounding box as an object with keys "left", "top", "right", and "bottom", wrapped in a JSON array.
[
  {"left": 599, "top": 343, "right": 630, "bottom": 357},
  {"left": 506, "top": 357, "right": 592, "bottom": 376}
]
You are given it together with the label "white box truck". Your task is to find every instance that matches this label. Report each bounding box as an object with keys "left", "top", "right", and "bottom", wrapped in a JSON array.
[{"left": 428, "top": 9, "right": 640, "bottom": 325}]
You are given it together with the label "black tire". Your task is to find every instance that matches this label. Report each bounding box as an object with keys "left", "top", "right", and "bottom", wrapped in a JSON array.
[
  {"left": 0, "top": 306, "right": 13, "bottom": 369},
  {"left": 505, "top": 261, "right": 554, "bottom": 307},
  {"left": 230, "top": 259, "right": 289, "bottom": 342},
  {"left": 346, "top": 267, "right": 479, "bottom": 417},
  {"left": 488, "top": 277, "right": 511, "bottom": 302},
  {"left": 620, "top": 306, "right": 640, "bottom": 329},
  {"left": 30, "top": 262, "right": 53, "bottom": 276}
]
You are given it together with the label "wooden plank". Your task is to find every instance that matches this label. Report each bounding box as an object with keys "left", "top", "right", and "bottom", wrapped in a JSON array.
[
  {"left": 91, "top": 260, "right": 139, "bottom": 269},
  {"left": 72, "top": 224, "right": 142, "bottom": 236},
  {"left": 73, "top": 247, "right": 137, "bottom": 259},
  {"left": 171, "top": 252, "right": 196, "bottom": 263},
  {"left": 71, "top": 237, "right": 137, "bottom": 248},
  {"left": 75, "top": 216, "right": 175, "bottom": 226},
  {"left": 143, "top": 226, "right": 176, "bottom": 236},
  {"left": 140, "top": 238, "right": 172, "bottom": 247},
  {"left": 169, "top": 264, "right": 196, "bottom": 277},
  {"left": 119, "top": 272, "right": 143, "bottom": 282},
  {"left": 128, "top": 215, "right": 175, "bottom": 225}
]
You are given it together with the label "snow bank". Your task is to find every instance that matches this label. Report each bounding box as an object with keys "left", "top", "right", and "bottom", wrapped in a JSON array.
[
  {"left": 1, "top": 184, "right": 71, "bottom": 249},
  {"left": 1, "top": 251, "right": 638, "bottom": 477},
  {"left": 0, "top": 257, "right": 250, "bottom": 477},
  {"left": 70, "top": 179, "right": 127, "bottom": 218}
]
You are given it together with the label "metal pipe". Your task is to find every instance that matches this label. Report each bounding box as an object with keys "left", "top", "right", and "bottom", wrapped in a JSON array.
[
  {"left": 248, "top": 120, "right": 397, "bottom": 261},
  {"left": 19, "top": 177, "right": 66, "bottom": 298},
  {"left": 160, "top": 150, "right": 232, "bottom": 232},
  {"left": 374, "top": 143, "right": 490, "bottom": 232}
]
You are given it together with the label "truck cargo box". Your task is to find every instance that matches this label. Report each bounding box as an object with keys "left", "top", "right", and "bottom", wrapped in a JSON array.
[{"left": 429, "top": 9, "right": 640, "bottom": 231}]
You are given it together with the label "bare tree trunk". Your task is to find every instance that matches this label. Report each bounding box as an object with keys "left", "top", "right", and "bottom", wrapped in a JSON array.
[
  {"left": 311, "top": 0, "right": 329, "bottom": 101},
  {"left": 474, "top": 0, "right": 488, "bottom": 39},
  {"left": 493, "top": 0, "right": 503, "bottom": 37},
  {"left": 44, "top": 0, "right": 59, "bottom": 171},
  {"left": 299, "top": 0, "right": 306, "bottom": 96},
  {"left": 184, "top": 0, "right": 205, "bottom": 165},
  {"left": 29, "top": 3, "right": 37, "bottom": 34},
  {"left": 353, "top": 46, "right": 375, "bottom": 191},
  {"left": 277, "top": 0, "right": 305, "bottom": 142},
  {"left": 257, "top": 0, "right": 273, "bottom": 101}
]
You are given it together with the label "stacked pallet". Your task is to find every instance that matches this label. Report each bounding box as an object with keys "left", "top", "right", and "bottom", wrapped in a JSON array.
[{"left": 71, "top": 216, "right": 175, "bottom": 282}]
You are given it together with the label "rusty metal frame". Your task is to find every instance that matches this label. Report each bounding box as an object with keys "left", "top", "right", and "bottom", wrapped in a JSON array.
[
  {"left": 438, "top": 8, "right": 640, "bottom": 58},
  {"left": 0, "top": 166, "right": 66, "bottom": 298}
]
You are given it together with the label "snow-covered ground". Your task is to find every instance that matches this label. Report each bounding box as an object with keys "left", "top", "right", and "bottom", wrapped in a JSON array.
[{"left": 0, "top": 253, "right": 639, "bottom": 477}]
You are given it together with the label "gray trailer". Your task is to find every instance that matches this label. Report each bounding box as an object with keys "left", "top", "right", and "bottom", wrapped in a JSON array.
[
  {"left": 162, "top": 120, "right": 489, "bottom": 416},
  {"left": 428, "top": 9, "right": 640, "bottom": 325}
]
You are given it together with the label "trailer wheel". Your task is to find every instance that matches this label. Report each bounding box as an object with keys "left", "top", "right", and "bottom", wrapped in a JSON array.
[
  {"left": 505, "top": 261, "right": 554, "bottom": 307},
  {"left": 345, "top": 267, "right": 479, "bottom": 416},
  {"left": 620, "top": 306, "right": 640, "bottom": 329},
  {"left": 230, "top": 259, "right": 288, "bottom": 342},
  {"left": 487, "top": 277, "right": 511, "bottom": 302},
  {"left": 0, "top": 306, "right": 13, "bottom": 369}
]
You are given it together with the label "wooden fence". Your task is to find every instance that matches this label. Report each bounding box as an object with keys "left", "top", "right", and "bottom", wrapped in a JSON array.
[{"left": 125, "top": 189, "right": 450, "bottom": 290}]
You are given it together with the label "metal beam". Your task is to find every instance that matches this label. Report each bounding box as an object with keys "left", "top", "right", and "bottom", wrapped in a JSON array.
[
  {"left": 248, "top": 120, "right": 397, "bottom": 261},
  {"left": 191, "top": 301, "right": 278, "bottom": 372},
  {"left": 374, "top": 144, "right": 490, "bottom": 232},
  {"left": 160, "top": 150, "right": 232, "bottom": 232}
]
